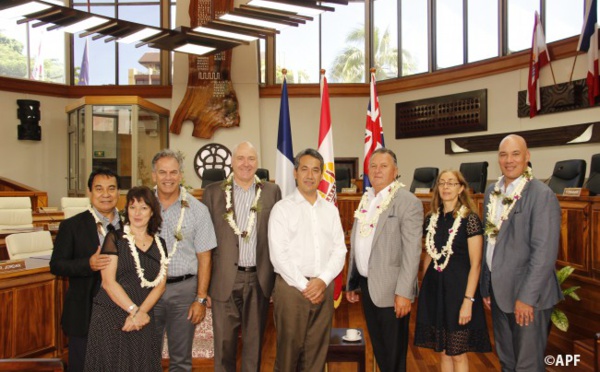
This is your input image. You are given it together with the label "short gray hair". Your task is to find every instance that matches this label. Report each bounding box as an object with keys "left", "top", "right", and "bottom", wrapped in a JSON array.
[
  {"left": 152, "top": 149, "right": 183, "bottom": 172},
  {"left": 294, "top": 148, "right": 324, "bottom": 172},
  {"left": 371, "top": 148, "right": 397, "bottom": 166}
]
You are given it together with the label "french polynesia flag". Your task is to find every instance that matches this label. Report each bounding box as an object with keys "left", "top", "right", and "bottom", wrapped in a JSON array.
[{"left": 527, "top": 11, "right": 550, "bottom": 118}]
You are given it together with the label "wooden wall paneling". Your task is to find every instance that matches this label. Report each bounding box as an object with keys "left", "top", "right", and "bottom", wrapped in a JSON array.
[
  {"left": 14, "top": 278, "right": 56, "bottom": 357},
  {"left": 556, "top": 198, "right": 591, "bottom": 275},
  {"left": 0, "top": 290, "right": 13, "bottom": 358}
]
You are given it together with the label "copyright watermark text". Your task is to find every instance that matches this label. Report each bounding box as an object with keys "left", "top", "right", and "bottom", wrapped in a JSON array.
[{"left": 544, "top": 354, "right": 580, "bottom": 367}]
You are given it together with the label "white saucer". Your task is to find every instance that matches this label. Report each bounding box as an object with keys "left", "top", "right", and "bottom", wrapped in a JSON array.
[{"left": 342, "top": 335, "right": 361, "bottom": 342}]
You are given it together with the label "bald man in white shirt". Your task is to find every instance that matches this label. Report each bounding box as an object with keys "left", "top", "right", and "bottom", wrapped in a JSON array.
[{"left": 269, "top": 148, "right": 347, "bottom": 372}]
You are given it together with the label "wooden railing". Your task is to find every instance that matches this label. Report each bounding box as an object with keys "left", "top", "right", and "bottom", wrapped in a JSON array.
[{"left": 0, "top": 177, "right": 48, "bottom": 210}]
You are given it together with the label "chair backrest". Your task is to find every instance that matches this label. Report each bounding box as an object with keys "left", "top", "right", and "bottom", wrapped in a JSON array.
[
  {"left": 410, "top": 167, "right": 439, "bottom": 192},
  {"left": 0, "top": 358, "right": 63, "bottom": 372},
  {"left": 201, "top": 168, "right": 226, "bottom": 188},
  {"left": 459, "top": 162, "right": 488, "bottom": 194},
  {"left": 335, "top": 166, "right": 351, "bottom": 190},
  {"left": 586, "top": 154, "right": 600, "bottom": 196},
  {"left": 61, "top": 197, "right": 90, "bottom": 219},
  {"left": 0, "top": 197, "right": 33, "bottom": 230},
  {"left": 547, "top": 159, "right": 587, "bottom": 194},
  {"left": 595, "top": 332, "right": 600, "bottom": 372},
  {"left": 6, "top": 230, "right": 54, "bottom": 260},
  {"left": 256, "top": 168, "right": 270, "bottom": 181}
]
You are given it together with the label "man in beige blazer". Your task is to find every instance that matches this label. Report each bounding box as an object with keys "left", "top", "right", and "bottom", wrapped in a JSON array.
[
  {"left": 346, "top": 148, "right": 423, "bottom": 372},
  {"left": 203, "top": 142, "right": 281, "bottom": 372}
]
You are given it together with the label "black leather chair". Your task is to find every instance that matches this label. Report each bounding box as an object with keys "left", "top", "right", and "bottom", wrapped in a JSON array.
[
  {"left": 459, "top": 162, "right": 488, "bottom": 194},
  {"left": 201, "top": 168, "right": 226, "bottom": 188},
  {"left": 586, "top": 154, "right": 600, "bottom": 196},
  {"left": 335, "top": 166, "right": 351, "bottom": 190},
  {"left": 256, "top": 168, "right": 269, "bottom": 181},
  {"left": 410, "top": 167, "right": 439, "bottom": 193},
  {"left": 547, "top": 159, "right": 586, "bottom": 194}
]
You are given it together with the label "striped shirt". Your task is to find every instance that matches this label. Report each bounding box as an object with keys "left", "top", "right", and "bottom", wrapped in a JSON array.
[
  {"left": 158, "top": 190, "right": 217, "bottom": 277},
  {"left": 233, "top": 180, "right": 258, "bottom": 267}
]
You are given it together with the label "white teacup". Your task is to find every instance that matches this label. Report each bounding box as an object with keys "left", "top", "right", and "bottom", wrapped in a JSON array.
[{"left": 345, "top": 329, "right": 361, "bottom": 340}]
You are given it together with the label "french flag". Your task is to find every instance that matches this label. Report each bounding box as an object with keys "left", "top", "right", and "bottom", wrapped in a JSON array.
[
  {"left": 578, "top": 0, "right": 599, "bottom": 105},
  {"left": 275, "top": 75, "right": 295, "bottom": 198}
]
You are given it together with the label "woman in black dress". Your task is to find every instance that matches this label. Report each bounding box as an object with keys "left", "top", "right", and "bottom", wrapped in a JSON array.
[
  {"left": 415, "top": 170, "right": 491, "bottom": 371},
  {"left": 84, "top": 186, "right": 167, "bottom": 372}
]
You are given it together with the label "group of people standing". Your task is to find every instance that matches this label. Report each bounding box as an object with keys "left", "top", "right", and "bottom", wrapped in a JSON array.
[{"left": 50, "top": 134, "right": 562, "bottom": 372}]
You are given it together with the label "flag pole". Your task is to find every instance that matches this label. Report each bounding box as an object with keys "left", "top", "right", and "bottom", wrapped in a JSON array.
[
  {"left": 569, "top": 53, "right": 579, "bottom": 83},
  {"left": 549, "top": 60, "right": 557, "bottom": 85}
]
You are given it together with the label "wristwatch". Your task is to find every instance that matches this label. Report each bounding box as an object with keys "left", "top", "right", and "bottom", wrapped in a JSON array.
[
  {"left": 464, "top": 296, "right": 475, "bottom": 302},
  {"left": 195, "top": 296, "right": 208, "bottom": 306}
]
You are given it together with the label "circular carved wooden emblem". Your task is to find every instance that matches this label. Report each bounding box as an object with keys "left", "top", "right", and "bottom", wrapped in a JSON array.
[{"left": 194, "top": 143, "right": 232, "bottom": 179}]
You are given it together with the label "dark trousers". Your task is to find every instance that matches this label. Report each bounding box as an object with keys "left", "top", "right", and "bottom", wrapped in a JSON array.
[
  {"left": 491, "top": 288, "right": 552, "bottom": 372},
  {"left": 68, "top": 336, "right": 87, "bottom": 372},
  {"left": 359, "top": 276, "right": 410, "bottom": 372},
  {"left": 212, "top": 271, "right": 270, "bottom": 372}
]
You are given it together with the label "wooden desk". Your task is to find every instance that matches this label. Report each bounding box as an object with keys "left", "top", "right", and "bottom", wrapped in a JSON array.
[
  {"left": 0, "top": 258, "right": 66, "bottom": 359},
  {"left": 326, "top": 328, "right": 365, "bottom": 372}
]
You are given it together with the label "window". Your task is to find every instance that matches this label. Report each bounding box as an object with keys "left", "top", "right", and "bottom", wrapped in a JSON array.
[
  {"left": 0, "top": 0, "right": 66, "bottom": 83},
  {"left": 261, "top": 0, "right": 586, "bottom": 84}
]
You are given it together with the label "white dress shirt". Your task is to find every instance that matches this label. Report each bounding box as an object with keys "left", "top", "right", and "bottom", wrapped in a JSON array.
[
  {"left": 268, "top": 189, "right": 347, "bottom": 291},
  {"left": 354, "top": 183, "right": 392, "bottom": 277}
]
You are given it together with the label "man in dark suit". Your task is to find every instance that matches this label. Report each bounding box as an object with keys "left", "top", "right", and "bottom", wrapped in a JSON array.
[
  {"left": 203, "top": 141, "right": 281, "bottom": 372},
  {"left": 346, "top": 148, "right": 423, "bottom": 372},
  {"left": 50, "top": 168, "right": 121, "bottom": 372},
  {"left": 480, "top": 134, "right": 562, "bottom": 372}
]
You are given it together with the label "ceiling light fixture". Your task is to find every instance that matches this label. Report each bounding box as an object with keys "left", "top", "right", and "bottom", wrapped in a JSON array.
[
  {"left": 117, "top": 27, "right": 162, "bottom": 44},
  {"left": 193, "top": 26, "right": 258, "bottom": 42},
  {"left": 62, "top": 16, "right": 109, "bottom": 34}
]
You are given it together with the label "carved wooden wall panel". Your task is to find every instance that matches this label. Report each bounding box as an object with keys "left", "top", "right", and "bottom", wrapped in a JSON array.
[
  {"left": 395, "top": 89, "right": 487, "bottom": 139},
  {"left": 445, "top": 122, "right": 600, "bottom": 154},
  {"left": 517, "top": 79, "right": 588, "bottom": 117},
  {"left": 170, "top": 0, "right": 240, "bottom": 139}
]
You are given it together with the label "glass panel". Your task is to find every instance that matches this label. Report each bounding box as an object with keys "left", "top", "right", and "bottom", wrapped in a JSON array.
[
  {"left": 137, "top": 109, "right": 167, "bottom": 187},
  {"left": 507, "top": 0, "right": 538, "bottom": 53},
  {"left": 546, "top": 0, "right": 583, "bottom": 42},
  {"left": 78, "top": 108, "right": 87, "bottom": 194},
  {"left": 68, "top": 111, "right": 80, "bottom": 195},
  {"left": 322, "top": 2, "right": 365, "bottom": 83},
  {"left": 74, "top": 5, "right": 116, "bottom": 85},
  {"left": 436, "top": 0, "right": 464, "bottom": 69},
  {"left": 467, "top": 0, "right": 498, "bottom": 62},
  {"left": 259, "top": 39, "right": 265, "bottom": 84},
  {"left": 276, "top": 20, "right": 318, "bottom": 83},
  {"left": 118, "top": 4, "right": 160, "bottom": 85},
  {"left": 401, "top": 0, "right": 428, "bottom": 75},
  {"left": 0, "top": 21, "right": 28, "bottom": 79},
  {"left": 92, "top": 106, "right": 132, "bottom": 189},
  {"left": 374, "top": 0, "right": 399, "bottom": 80}
]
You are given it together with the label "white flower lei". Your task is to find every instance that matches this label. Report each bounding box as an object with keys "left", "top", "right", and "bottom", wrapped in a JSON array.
[
  {"left": 154, "top": 185, "right": 189, "bottom": 259},
  {"left": 223, "top": 174, "right": 263, "bottom": 240},
  {"left": 123, "top": 225, "right": 169, "bottom": 288},
  {"left": 87, "top": 205, "right": 118, "bottom": 236},
  {"left": 425, "top": 205, "right": 468, "bottom": 272},
  {"left": 354, "top": 179, "right": 405, "bottom": 237},
  {"left": 169, "top": 186, "right": 188, "bottom": 259},
  {"left": 484, "top": 167, "right": 533, "bottom": 244}
]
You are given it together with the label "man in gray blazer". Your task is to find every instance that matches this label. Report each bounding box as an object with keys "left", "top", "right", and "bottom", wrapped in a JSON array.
[
  {"left": 203, "top": 141, "right": 281, "bottom": 372},
  {"left": 480, "top": 134, "right": 562, "bottom": 372},
  {"left": 346, "top": 148, "right": 423, "bottom": 372}
]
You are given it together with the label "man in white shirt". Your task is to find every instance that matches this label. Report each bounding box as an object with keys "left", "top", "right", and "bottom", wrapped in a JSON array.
[{"left": 269, "top": 148, "right": 347, "bottom": 372}]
